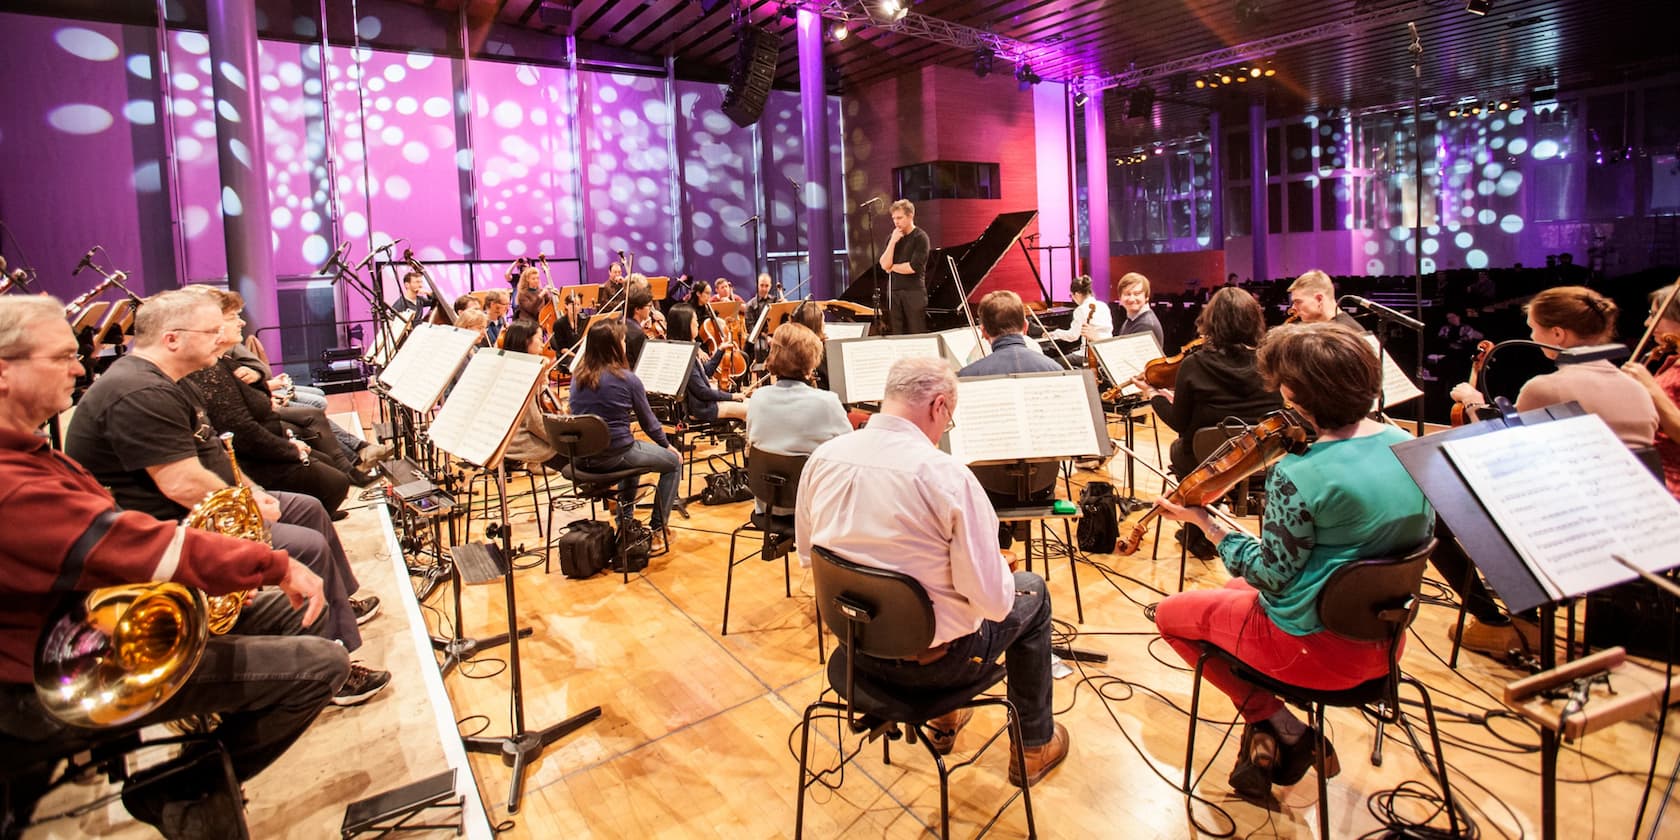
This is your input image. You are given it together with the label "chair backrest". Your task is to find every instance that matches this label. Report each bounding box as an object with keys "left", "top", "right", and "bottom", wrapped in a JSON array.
[
  {"left": 967, "top": 459, "right": 1058, "bottom": 500},
  {"left": 542, "top": 413, "right": 611, "bottom": 463},
  {"left": 244, "top": 334, "right": 269, "bottom": 369},
  {"left": 746, "top": 447, "right": 808, "bottom": 510},
  {"left": 1316, "top": 538, "right": 1437, "bottom": 643},
  {"left": 810, "top": 545, "right": 936, "bottom": 660},
  {"left": 1630, "top": 444, "right": 1663, "bottom": 480}
]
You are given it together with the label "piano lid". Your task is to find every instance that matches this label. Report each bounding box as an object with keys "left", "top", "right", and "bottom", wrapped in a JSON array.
[{"left": 840, "top": 210, "right": 1038, "bottom": 311}]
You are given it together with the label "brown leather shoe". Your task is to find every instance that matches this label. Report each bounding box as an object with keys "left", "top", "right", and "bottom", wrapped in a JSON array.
[
  {"left": 924, "top": 708, "right": 973, "bottom": 755},
  {"left": 1008, "top": 722, "right": 1069, "bottom": 787},
  {"left": 1450, "top": 617, "right": 1530, "bottom": 657}
]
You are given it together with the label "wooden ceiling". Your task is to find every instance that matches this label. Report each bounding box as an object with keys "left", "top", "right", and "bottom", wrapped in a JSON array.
[{"left": 422, "top": 0, "right": 1677, "bottom": 145}]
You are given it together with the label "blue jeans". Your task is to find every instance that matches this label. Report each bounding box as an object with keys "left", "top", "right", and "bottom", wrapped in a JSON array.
[
  {"left": 583, "top": 440, "right": 680, "bottom": 530},
  {"left": 290, "top": 386, "right": 329, "bottom": 409},
  {"left": 853, "top": 571, "right": 1056, "bottom": 745}
]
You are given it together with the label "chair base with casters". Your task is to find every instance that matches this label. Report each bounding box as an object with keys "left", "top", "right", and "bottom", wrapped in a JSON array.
[
  {"left": 1176, "top": 540, "right": 1459, "bottom": 839},
  {"left": 794, "top": 545, "right": 1038, "bottom": 839},
  {"left": 722, "top": 448, "right": 822, "bottom": 660}
]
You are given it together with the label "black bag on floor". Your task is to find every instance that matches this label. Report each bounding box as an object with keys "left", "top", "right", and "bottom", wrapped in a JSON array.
[
  {"left": 701, "top": 466, "right": 753, "bottom": 505},
  {"left": 614, "top": 520, "right": 651, "bottom": 573},
  {"left": 556, "top": 519, "right": 615, "bottom": 579},
  {"left": 1077, "top": 481, "right": 1119, "bottom": 554}
]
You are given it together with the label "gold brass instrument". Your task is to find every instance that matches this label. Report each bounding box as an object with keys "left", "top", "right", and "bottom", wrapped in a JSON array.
[{"left": 33, "top": 433, "right": 272, "bottom": 727}]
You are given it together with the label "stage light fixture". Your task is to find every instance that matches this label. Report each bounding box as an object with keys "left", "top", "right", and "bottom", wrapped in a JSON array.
[
  {"left": 1220, "top": 72, "right": 1233, "bottom": 84},
  {"left": 974, "top": 48, "right": 994, "bottom": 78},
  {"left": 1465, "top": 0, "right": 1491, "bottom": 14},
  {"left": 1074, "top": 91, "right": 1089, "bottom": 107},
  {"left": 874, "top": 0, "right": 908, "bottom": 24},
  {"left": 829, "top": 19, "right": 849, "bottom": 40},
  {"left": 1250, "top": 66, "right": 1263, "bottom": 78},
  {"left": 1447, "top": 107, "right": 1459, "bottom": 117},
  {"left": 1015, "top": 63, "right": 1040, "bottom": 91}
]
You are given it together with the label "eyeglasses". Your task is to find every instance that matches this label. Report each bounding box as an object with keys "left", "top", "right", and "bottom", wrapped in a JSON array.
[
  {"left": 167, "top": 327, "right": 222, "bottom": 337},
  {"left": 2, "top": 352, "right": 83, "bottom": 365}
]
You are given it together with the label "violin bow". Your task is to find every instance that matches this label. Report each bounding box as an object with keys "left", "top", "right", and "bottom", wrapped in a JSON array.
[
  {"left": 1630, "top": 281, "right": 1680, "bottom": 362},
  {"left": 1105, "top": 438, "right": 1255, "bottom": 536}
]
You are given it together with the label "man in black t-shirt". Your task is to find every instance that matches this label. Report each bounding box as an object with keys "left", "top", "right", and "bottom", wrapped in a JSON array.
[
  {"left": 880, "top": 199, "right": 932, "bottom": 335},
  {"left": 65, "top": 289, "right": 390, "bottom": 705}
]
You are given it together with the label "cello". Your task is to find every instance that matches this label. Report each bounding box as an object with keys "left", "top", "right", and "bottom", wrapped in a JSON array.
[
  {"left": 1116, "top": 409, "right": 1314, "bottom": 555},
  {"left": 1449, "top": 340, "right": 1495, "bottom": 426}
]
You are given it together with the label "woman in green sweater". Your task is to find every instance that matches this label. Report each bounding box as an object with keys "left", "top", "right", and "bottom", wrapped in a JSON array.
[{"left": 1153, "top": 323, "right": 1436, "bottom": 801}]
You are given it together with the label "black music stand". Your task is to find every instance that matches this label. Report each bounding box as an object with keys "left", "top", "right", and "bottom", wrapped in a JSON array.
[{"left": 1391, "top": 400, "right": 1628, "bottom": 840}]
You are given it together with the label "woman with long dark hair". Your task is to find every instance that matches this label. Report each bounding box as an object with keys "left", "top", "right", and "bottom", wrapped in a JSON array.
[
  {"left": 568, "top": 319, "right": 681, "bottom": 544},
  {"left": 664, "top": 303, "right": 746, "bottom": 423}
]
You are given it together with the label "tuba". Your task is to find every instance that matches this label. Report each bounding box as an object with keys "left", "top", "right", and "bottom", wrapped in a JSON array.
[{"left": 34, "top": 433, "right": 272, "bottom": 727}]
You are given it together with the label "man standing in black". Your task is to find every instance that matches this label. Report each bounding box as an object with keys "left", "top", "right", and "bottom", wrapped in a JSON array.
[{"left": 880, "top": 199, "right": 931, "bottom": 335}]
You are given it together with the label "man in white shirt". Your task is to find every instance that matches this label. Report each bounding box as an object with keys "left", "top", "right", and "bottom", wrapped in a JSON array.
[
  {"left": 795, "top": 357, "right": 1070, "bottom": 786},
  {"left": 1043, "top": 274, "right": 1112, "bottom": 368}
]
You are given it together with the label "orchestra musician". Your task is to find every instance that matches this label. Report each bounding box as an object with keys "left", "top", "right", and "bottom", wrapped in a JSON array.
[
  {"left": 481, "top": 289, "right": 510, "bottom": 347},
  {"left": 713, "top": 277, "right": 743, "bottom": 303},
  {"left": 742, "top": 272, "right": 782, "bottom": 358},
  {"left": 499, "top": 321, "right": 566, "bottom": 470},
  {"left": 457, "top": 309, "right": 491, "bottom": 348},
  {"left": 880, "top": 199, "right": 932, "bottom": 335},
  {"left": 568, "top": 319, "right": 681, "bottom": 549},
  {"left": 547, "top": 291, "right": 585, "bottom": 374},
  {"left": 1439, "top": 285, "right": 1657, "bottom": 657},
  {"left": 601, "top": 261, "right": 627, "bottom": 306},
  {"left": 1153, "top": 323, "right": 1434, "bottom": 802},
  {"left": 1620, "top": 283, "right": 1680, "bottom": 500},
  {"left": 390, "top": 270, "right": 432, "bottom": 319},
  {"left": 1133, "top": 287, "right": 1283, "bottom": 559},
  {"left": 745, "top": 322, "right": 850, "bottom": 516},
  {"left": 624, "top": 285, "right": 655, "bottom": 367},
  {"left": 1042, "top": 274, "right": 1112, "bottom": 367},
  {"left": 512, "top": 264, "right": 552, "bottom": 327},
  {"left": 664, "top": 304, "right": 747, "bottom": 422},
  {"left": 1287, "top": 270, "right": 1363, "bottom": 331},
  {"left": 0, "top": 295, "right": 346, "bottom": 838},
  {"left": 1114, "top": 272, "right": 1164, "bottom": 349},
  {"left": 797, "top": 357, "right": 1069, "bottom": 785}
]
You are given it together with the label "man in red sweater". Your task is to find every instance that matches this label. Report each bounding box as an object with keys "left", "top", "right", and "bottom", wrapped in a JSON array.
[{"left": 0, "top": 295, "right": 348, "bottom": 838}]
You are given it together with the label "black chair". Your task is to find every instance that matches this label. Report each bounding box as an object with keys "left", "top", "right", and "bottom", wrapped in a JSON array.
[
  {"left": 971, "top": 459, "right": 1085, "bottom": 622},
  {"left": 794, "top": 546, "right": 1037, "bottom": 839},
  {"left": 722, "top": 448, "right": 823, "bottom": 659},
  {"left": 542, "top": 413, "right": 660, "bottom": 581},
  {"left": 1181, "top": 539, "right": 1458, "bottom": 838},
  {"left": 1154, "top": 423, "right": 1274, "bottom": 591}
]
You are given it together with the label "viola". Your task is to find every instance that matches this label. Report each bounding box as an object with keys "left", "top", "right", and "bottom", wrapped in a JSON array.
[
  {"left": 1449, "top": 339, "right": 1496, "bottom": 427},
  {"left": 1117, "top": 409, "right": 1314, "bottom": 555},
  {"left": 1140, "top": 337, "right": 1208, "bottom": 390},
  {"left": 1638, "top": 332, "right": 1680, "bottom": 374}
]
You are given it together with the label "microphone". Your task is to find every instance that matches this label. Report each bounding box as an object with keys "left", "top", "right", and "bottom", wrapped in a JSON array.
[
  {"left": 72, "top": 248, "right": 97, "bottom": 276},
  {"left": 738, "top": 215, "right": 759, "bottom": 228},
  {"left": 318, "top": 240, "right": 352, "bottom": 274},
  {"left": 1342, "top": 295, "right": 1424, "bottom": 331},
  {"left": 859, "top": 196, "right": 883, "bottom": 208},
  {"left": 1407, "top": 21, "right": 1422, "bottom": 54},
  {"left": 355, "top": 238, "right": 405, "bottom": 272}
]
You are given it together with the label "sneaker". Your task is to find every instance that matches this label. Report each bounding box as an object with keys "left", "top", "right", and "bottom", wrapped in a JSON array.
[
  {"left": 1008, "top": 722, "right": 1070, "bottom": 787},
  {"left": 350, "top": 596, "right": 380, "bottom": 626},
  {"left": 924, "top": 707, "right": 973, "bottom": 755},
  {"left": 332, "top": 662, "right": 391, "bottom": 706},
  {"left": 357, "top": 442, "right": 394, "bottom": 468}
]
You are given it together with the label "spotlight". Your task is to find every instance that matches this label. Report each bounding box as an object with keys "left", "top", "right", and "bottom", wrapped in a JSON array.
[
  {"left": 1447, "top": 107, "right": 1459, "bottom": 117},
  {"left": 828, "top": 19, "right": 849, "bottom": 40},
  {"left": 1263, "top": 63, "right": 1276, "bottom": 77},
  {"left": 1194, "top": 77, "right": 1207, "bottom": 89},
  {"left": 1250, "top": 66, "right": 1263, "bottom": 78},
  {"left": 1220, "top": 72, "right": 1233, "bottom": 84},
  {"left": 1465, "top": 0, "right": 1491, "bottom": 14},
  {"left": 1015, "top": 63, "right": 1040, "bottom": 91},
  {"left": 1236, "top": 73, "right": 1248, "bottom": 83},
  {"left": 1497, "top": 99, "right": 1509, "bottom": 111},
  {"left": 1073, "top": 91, "right": 1089, "bottom": 107},
  {"left": 874, "top": 0, "right": 908, "bottom": 24},
  {"left": 974, "top": 48, "right": 994, "bottom": 78}
]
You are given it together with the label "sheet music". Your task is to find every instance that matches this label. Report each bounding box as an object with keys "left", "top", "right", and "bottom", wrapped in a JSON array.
[
  {"left": 383, "top": 324, "right": 481, "bottom": 411},
  {"left": 1441, "top": 414, "right": 1680, "bottom": 599},
  {"left": 946, "top": 371, "right": 1103, "bottom": 463},
  {"left": 937, "top": 327, "right": 988, "bottom": 368},
  {"left": 429, "top": 349, "right": 549, "bottom": 467},
  {"left": 1364, "top": 334, "right": 1423, "bottom": 409},
  {"left": 635, "top": 340, "right": 696, "bottom": 397},
  {"left": 1089, "top": 333, "right": 1162, "bottom": 396},
  {"left": 829, "top": 336, "right": 944, "bottom": 403},
  {"left": 824, "top": 321, "right": 869, "bottom": 340}
]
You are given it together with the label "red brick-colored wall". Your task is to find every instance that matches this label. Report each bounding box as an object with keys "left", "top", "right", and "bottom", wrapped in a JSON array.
[{"left": 842, "top": 65, "right": 1042, "bottom": 304}]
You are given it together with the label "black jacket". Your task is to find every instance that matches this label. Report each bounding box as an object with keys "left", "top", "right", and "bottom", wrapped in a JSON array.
[{"left": 1149, "top": 345, "right": 1283, "bottom": 437}]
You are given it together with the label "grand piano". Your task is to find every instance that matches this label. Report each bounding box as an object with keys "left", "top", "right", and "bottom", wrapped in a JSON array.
[{"left": 838, "top": 210, "right": 1074, "bottom": 333}]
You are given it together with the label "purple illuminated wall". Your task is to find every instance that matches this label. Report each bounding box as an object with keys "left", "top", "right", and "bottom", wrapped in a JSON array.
[
  {"left": 580, "top": 72, "right": 677, "bottom": 280},
  {"left": 674, "top": 79, "right": 758, "bottom": 282}
]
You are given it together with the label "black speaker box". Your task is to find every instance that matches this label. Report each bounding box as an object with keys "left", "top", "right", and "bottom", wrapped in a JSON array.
[
  {"left": 1583, "top": 577, "right": 1680, "bottom": 663},
  {"left": 722, "top": 24, "right": 780, "bottom": 127}
]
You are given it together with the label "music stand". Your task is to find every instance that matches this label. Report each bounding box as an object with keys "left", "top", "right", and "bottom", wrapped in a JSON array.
[
  {"left": 709, "top": 299, "right": 742, "bottom": 320},
  {"left": 568, "top": 283, "right": 602, "bottom": 310},
  {"left": 645, "top": 276, "right": 670, "bottom": 301}
]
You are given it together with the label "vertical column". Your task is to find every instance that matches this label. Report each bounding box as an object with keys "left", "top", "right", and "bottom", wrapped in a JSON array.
[
  {"left": 1248, "top": 96, "right": 1269, "bottom": 284},
  {"left": 1208, "top": 110, "right": 1224, "bottom": 249},
  {"left": 207, "top": 0, "right": 279, "bottom": 357},
  {"left": 796, "top": 9, "right": 833, "bottom": 298},
  {"left": 1082, "top": 91, "right": 1109, "bottom": 296}
]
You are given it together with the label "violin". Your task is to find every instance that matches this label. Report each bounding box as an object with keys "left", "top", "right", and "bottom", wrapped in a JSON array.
[
  {"left": 1637, "top": 332, "right": 1680, "bottom": 374},
  {"left": 1449, "top": 339, "right": 1495, "bottom": 427},
  {"left": 1140, "top": 337, "right": 1208, "bottom": 390},
  {"left": 1117, "top": 409, "right": 1314, "bottom": 555}
]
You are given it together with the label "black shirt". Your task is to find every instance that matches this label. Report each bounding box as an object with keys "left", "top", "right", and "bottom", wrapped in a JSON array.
[
  {"left": 549, "top": 313, "right": 584, "bottom": 364},
  {"left": 889, "top": 227, "right": 932, "bottom": 288},
  {"left": 1118, "top": 306, "right": 1164, "bottom": 350},
  {"left": 1332, "top": 310, "right": 1365, "bottom": 333},
  {"left": 64, "top": 355, "right": 236, "bottom": 520},
  {"left": 1149, "top": 346, "right": 1284, "bottom": 437}
]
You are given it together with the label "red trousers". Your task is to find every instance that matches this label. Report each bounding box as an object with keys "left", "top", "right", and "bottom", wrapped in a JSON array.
[{"left": 1155, "top": 579, "right": 1393, "bottom": 723}]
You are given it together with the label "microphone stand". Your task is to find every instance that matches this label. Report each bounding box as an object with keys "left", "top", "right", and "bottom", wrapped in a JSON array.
[
  {"left": 861, "top": 207, "right": 886, "bottom": 335},
  {"left": 1023, "top": 304, "right": 1075, "bottom": 369},
  {"left": 1342, "top": 294, "right": 1423, "bottom": 427},
  {"left": 946, "top": 254, "right": 986, "bottom": 358},
  {"left": 1408, "top": 21, "right": 1428, "bottom": 436}
]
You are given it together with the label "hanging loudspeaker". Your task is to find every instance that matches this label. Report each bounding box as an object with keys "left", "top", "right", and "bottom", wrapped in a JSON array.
[{"left": 722, "top": 24, "right": 780, "bottom": 128}]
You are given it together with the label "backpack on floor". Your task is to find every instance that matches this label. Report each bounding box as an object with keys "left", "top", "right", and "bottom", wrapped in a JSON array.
[
  {"left": 555, "top": 519, "right": 615, "bottom": 579},
  {"left": 1077, "top": 481, "right": 1120, "bottom": 554}
]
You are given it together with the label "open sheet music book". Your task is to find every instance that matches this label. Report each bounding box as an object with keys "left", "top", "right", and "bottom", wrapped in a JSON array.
[
  {"left": 936, "top": 327, "right": 990, "bottom": 369},
  {"left": 1441, "top": 413, "right": 1680, "bottom": 600},
  {"left": 634, "top": 339, "right": 697, "bottom": 398},
  {"left": 1364, "top": 334, "right": 1423, "bottom": 409},
  {"left": 942, "top": 370, "right": 1111, "bottom": 464},
  {"left": 380, "top": 322, "right": 482, "bottom": 412},
  {"left": 826, "top": 334, "right": 946, "bottom": 404},
  {"left": 824, "top": 321, "right": 870, "bottom": 340},
  {"left": 429, "top": 349, "right": 552, "bottom": 468},
  {"left": 1088, "top": 333, "right": 1163, "bottom": 397}
]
